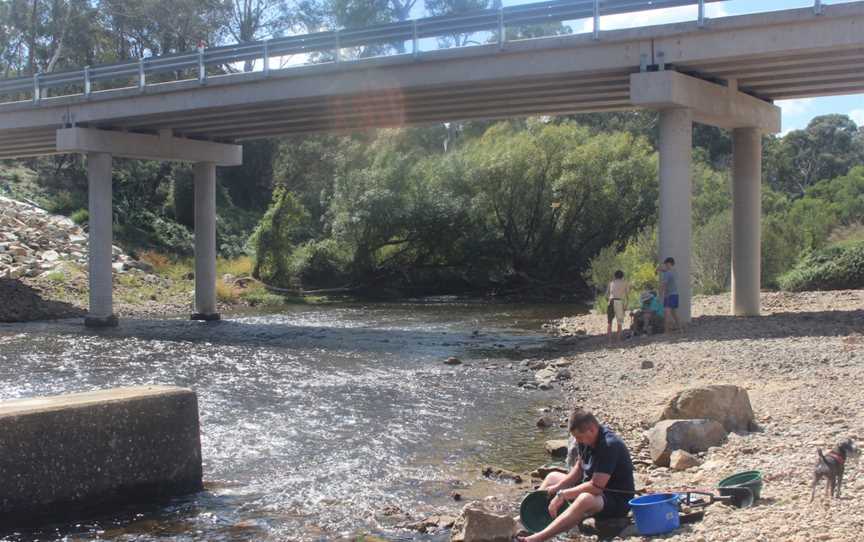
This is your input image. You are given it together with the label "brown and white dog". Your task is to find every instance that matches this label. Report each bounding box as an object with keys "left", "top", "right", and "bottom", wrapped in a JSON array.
[{"left": 810, "top": 438, "right": 860, "bottom": 502}]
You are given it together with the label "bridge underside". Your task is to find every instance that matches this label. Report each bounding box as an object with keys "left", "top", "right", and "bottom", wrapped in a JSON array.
[{"left": 1, "top": 2, "right": 862, "bottom": 157}]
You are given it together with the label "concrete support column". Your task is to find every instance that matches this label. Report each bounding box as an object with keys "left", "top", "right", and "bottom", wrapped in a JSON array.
[
  {"left": 659, "top": 108, "right": 693, "bottom": 323},
  {"left": 85, "top": 152, "right": 118, "bottom": 327},
  {"left": 192, "top": 162, "right": 220, "bottom": 321},
  {"left": 731, "top": 127, "right": 762, "bottom": 316}
]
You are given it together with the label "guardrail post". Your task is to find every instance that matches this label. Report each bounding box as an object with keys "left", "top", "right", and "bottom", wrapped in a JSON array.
[
  {"left": 498, "top": 7, "right": 505, "bottom": 50},
  {"left": 198, "top": 46, "right": 207, "bottom": 84},
  {"left": 84, "top": 66, "right": 91, "bottom": 97},
  {"left": 32, "top": 72, "right": 41, "bottom": 104},
  {"left": 412, "top": 20, "right": 420, "bottom": 58},
  {"left": 814, "top": 0, "right": 823, "bottom": 15},
  {"left": 697, "top": 0, "right": 705, "bottom": 27},
  {"left": 138, "top": 57, "right": 145, "bottom": 91},
  {"left": 593, "top": 0, "right": 600, "bottom": 40},
  {"left": 334, "top": 30, "right": 341, "bottom": 63},
  {"left": 263, "top": 39, "right": 270, "bottom": 75}
]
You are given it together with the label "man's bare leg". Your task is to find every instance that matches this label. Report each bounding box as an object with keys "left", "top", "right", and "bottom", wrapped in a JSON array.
[
  {"left": 518, "top": 493, "right": 604, "bottom": 542},
  {"left": 539, "top": 471, "right": 567, "bottom": 490}
]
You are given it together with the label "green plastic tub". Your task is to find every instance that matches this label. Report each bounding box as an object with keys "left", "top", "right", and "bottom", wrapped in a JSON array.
[
  {"left": 718, "top": 470, "right": 763, "bottom": 502},
  {"left": 519, "top": 491, "right": 571, "bottom": 533}
]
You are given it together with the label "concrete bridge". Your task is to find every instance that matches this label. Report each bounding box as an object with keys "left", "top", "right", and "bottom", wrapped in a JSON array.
[{"left": 1, "top": 0, "right": 863, "bottom": 326}]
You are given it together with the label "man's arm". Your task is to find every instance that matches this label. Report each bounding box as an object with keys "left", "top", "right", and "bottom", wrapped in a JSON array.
[
  {"left": 559, "top": 472, "right": 610, "bottom": 499},
  {"left": 548, "top": 461, "right": 583, "bottom": 494}
]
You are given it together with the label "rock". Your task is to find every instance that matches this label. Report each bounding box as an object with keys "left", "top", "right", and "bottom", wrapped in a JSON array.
[
  {"left": 530, "top": 465, "right": 568, "bottom": 479},
  {"left": 444, "top": 357, "right": 462, "bottom": 365},
  {"left": 481, "top": 465, "right": 523, "bottom": 483},
  {"left": 669, "top": 450, "right": 702, "bottom": 470},
  {"left": 641, "top": 360, "right": 654, "bottom": 369},
  {"left": 659, "top": 385, "right": 756, "bottom": 433},
  {"left": 538, "top": 382, "right": 554, "bottom": 391},
  {"left": 450, "top": 502, "right": 516, "bottom": 542},
  {"left": 544, "top": 439, "right": 569, "bottom": 458},
  {"left": 41, "top": 250, "right": 60, "bottom": 262},
  {"left": 535, "top": 367, "right": 570, "bottom": 386},
  {"left": 126, "top": 260, "right": 154, "bottom": 273},
  {"left": 536, "top": 416, "right": 555, "bottom": 428},
  {"left": 112, "top": 262, "right": 126, "bottom": 272},
  {"left": 647, "top": 419, "right": 727, "bottom": 466},
  {"left": 405, "top": 514, "right": 457, "bottom": 533}
]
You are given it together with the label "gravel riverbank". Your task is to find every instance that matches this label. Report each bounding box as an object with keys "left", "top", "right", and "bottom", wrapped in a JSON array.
[{"left": 541, "top": 290, "right": 864, "bottom": 541}]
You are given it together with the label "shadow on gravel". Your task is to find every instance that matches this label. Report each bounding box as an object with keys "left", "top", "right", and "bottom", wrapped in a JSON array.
[
  {"left": 558, "top": 309, "right": 864, "bottom": 356},
  {"left": 0, "top": 278, "right": 85, "bottom": 322}
]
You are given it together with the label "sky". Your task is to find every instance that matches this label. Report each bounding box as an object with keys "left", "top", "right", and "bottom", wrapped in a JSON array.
[{"left": 493, "top": 0, "right": 864, "bottom": 133}]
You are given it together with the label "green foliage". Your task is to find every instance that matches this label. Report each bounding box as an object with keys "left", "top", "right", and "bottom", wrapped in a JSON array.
[
  {"left": 693, "top": 211, "right": 732, "bottom": 294},
  {"left": 587, "top": 227, "right": 657, "bottom": 310},
  {"left": 250, "top": 186, "right": 310, "bottom": 286},
  {"left": 70, "top": 208, "right": 89, "bottom": 225},
  {"left": 288, "top": 239, "right": 352, "bottom": 288},
  {"left": 778, "top": 240, "right": 864, "bottom": 292}
]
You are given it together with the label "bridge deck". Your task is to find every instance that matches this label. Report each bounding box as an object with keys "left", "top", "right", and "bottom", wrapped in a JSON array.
[{"left": 0, "top": 2, "right": 862, "bottom": 158}]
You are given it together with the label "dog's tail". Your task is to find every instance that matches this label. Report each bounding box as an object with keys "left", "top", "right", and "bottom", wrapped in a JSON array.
[{"left": 818, "top": 448, "right": 828, "bottom": 464}]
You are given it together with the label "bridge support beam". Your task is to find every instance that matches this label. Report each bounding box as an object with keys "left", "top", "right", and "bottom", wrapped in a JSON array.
[
  {"left": 85, "top": 152, "right": 118, "bottom": 328},
  {"left": 731, "top": 128, "right": 762, "bottom": 316},
  {"left": 658, "top": 108, "right": 693, "bottom": 323},
  {"left": 191, "top": 162, "right": 219, "bottom": 321},
  {"left": 632, "top": 71, "right": 779, "bottom": 322}
]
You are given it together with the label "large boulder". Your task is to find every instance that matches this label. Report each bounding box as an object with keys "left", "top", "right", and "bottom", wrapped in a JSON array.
[
  {"left": 659, "top": 385, "right": 755, "bottom": 433},
  {"left": 450, "top": 502, "right": 516, "bottom": 542},
  {"left": 647, "top": 419, "right": 727, "bottom": 466},
  {"left": 544, "top": 439, "right": 569, "bottom": 458},
  {"left": 669, "top": 450, "right": 702, "bottom": 471}
]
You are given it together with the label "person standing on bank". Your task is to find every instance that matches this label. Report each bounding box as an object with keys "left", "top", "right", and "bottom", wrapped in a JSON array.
[
  {"left": 658, "top": 257, "right": 681, "bottom": 333},
  {"left": 516, "top": 409, "right": 635, "bottom": 542},
  {"left": 606, "top": 270, "right": 629, "bottom": 343}
]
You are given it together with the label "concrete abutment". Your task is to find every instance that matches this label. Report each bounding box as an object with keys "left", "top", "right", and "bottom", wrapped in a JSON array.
[{"left": 0, "top": 386, "right": 203, "bottom": 526}]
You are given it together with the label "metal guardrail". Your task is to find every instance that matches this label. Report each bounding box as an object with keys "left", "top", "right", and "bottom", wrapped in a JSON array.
[{"left": 0, "top": 0, "right": 816, "bottom": 106}]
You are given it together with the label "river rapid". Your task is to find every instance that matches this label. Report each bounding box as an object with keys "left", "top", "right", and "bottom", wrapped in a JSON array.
[{"left": 0, "top": 300, "right": 580, "bottom": 541}]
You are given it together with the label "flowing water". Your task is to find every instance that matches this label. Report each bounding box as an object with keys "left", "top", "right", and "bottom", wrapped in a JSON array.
[{"left": 0, "top": 300, "right": 581, "bottom": 541}]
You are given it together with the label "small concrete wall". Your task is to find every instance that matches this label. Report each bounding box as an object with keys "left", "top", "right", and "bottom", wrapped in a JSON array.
[{"left": 0, "top": 386, "right": 202, "bottom": 526}]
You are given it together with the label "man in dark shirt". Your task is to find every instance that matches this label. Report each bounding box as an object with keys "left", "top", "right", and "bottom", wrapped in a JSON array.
[{"left": 517, "top": 408, "right": 635, "bottom": 542}]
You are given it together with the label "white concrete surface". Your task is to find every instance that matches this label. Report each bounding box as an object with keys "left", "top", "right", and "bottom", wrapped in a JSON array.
[
  {"left": 659, "top": 108, "right": 693, "bottom": 323},
  {"left": 193, "top": 162, "right": 218, "bottom": 318},
  {"left": 731, "top": 127, "right": 762, "bottom": 317},
  {"left": 57, "top": 128, "right": 242, "bottom": 166},
  {"left": 86, "top": 152, "right": 115, "bottom": 325},
  {"left": 630, "top": 71, "right": 780, "bottom": 132}
]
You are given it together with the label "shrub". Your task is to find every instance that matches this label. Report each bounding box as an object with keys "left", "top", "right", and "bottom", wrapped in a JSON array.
[
  {"left": 288, "top": 239, "right": 352, "bottom": 289},
  {"left": 778, "top": 240, "right": 864, "bottom": 291},
  {"left": 217, "top": 256, "right": 254, "bottom": 278},
  {"left": 216, "top": 280, "right": 240, "bottom": 303},
  {"left": 239, "top": 282, "right": 285, "bottom": 306},
  {"left": 70, "top": 208, "right": 89, "bottom": 225},
  {"left": 587, "top": 227, "right": 658, "bottom": 309},
  {"left": 692, "top": 211, "right": 731, "bottom": 295},
  {"left": 250, "top": 186, "right": 310, "bottom": 287}
]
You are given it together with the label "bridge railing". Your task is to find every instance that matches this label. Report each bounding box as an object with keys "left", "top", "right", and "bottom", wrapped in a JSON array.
[{"left": 0, "top": 0, "right": 827, "bottom": 107}]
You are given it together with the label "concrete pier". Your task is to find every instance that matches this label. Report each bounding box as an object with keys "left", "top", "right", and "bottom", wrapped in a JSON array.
[
  {"left": 85, "top": 152, "right": 117, "bottom": 327},
  {"left": 731, "top": 127, "right": 762, "bottom": 316},
  {"left": 0, "top": 386, "right": 202, "bottom": 526},
  {"left": 658, "top": 108, "right": 693, "bottom": 323},
  {"left": 192, "top": 162, "right": 219, "bottom": 321}
]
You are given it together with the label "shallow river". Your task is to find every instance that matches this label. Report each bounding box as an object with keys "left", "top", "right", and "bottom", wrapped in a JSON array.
[{"left": 0, "top": 300, "right": 580, "bottom": 541}]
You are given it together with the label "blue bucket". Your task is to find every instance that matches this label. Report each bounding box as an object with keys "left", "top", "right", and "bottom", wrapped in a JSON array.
[{"left": 628, "top": 493, "right": 680, "bottom": 536}]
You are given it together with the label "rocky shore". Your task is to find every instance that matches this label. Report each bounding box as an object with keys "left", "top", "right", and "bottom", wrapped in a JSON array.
[
  {"left": 0, "top": 196, "right": 265, "bottom": 322},
  {"left": 409, "top": 290, "right": 864, "bottom": 542},
  {"left": 546, "top": 290, "right": 864, "bottom": 541}
]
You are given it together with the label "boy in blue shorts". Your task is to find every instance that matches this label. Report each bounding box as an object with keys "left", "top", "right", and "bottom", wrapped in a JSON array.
[{"left": 658, "top": 257, "right": 681, "bottom": 333}]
